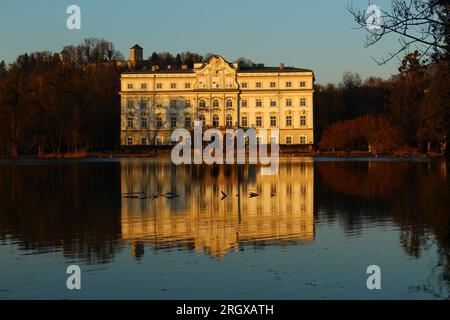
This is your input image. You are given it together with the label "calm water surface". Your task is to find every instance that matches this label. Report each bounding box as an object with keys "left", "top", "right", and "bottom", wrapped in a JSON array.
[{"left": 0, "top": 158, "right": 449, "bottom": 299}]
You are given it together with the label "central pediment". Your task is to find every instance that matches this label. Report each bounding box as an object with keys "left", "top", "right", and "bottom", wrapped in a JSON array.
[{"left": 193, "top": 55, "right": 238, "bottom": 90}]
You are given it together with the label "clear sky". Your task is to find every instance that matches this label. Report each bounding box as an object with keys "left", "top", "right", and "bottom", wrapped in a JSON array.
[{"left": 0, "top": 0, "right": 402, "bottom": 84}]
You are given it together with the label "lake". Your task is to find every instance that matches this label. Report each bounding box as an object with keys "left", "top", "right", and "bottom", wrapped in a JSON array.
[{"left": 0, "top": 158, "right": 449, "bottom": 299}]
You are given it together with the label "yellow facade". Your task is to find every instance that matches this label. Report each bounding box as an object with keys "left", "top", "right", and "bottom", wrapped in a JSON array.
[{"left": 120, "top": 51, "right": 314, "bottom": 146}]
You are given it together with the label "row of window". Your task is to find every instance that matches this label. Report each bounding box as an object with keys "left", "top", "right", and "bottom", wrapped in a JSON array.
[
  {"left": 126, "top": 115, "right": 308, "bottom": 129},
  {"left": 125, "top": 81, "right": 308, "bottom": 90},
  {"left": 126, "top": 98, "right": 309, "bottom": 109},
  {"left": 127, "top": 83, "right": 192, "bottom": 90},
  {"left": 241, "top": 115, "right": 308, "bottom": 127},
  {"left": 126, "top": 135, "right": 308, "bottom": 146},
  {"left": 241, "top": 81, "right": 307, "bottom": 89}
]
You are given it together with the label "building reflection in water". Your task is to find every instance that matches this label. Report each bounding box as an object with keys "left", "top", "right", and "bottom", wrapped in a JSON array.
[{"left": 120, "top": 159, "right": 315, "bottom": 259}]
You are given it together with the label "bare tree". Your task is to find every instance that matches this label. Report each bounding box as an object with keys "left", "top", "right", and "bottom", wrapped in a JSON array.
[{"left": 349, "top": 0, "right": 450, "bottom": 64}]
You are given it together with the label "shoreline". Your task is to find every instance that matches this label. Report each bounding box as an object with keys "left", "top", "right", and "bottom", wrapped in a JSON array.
[{"left": 0, "top": 150, "right": 444, "bottom": 160}]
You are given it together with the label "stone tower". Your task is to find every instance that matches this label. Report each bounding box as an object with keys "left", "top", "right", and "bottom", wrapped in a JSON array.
[{"left": 129, "top": 44, "right": 143, "bottom": 67}]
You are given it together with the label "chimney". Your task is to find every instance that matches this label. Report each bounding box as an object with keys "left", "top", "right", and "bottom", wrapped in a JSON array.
[{"left": 280, "top": 63, "right": 285, "bottom": 70}]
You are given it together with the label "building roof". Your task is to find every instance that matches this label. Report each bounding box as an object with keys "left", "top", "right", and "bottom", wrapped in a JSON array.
[
  {"left": 130, "top": 44, "right": 143, "bottom": 50},
  {"left": 238, "top": 66, "right": 313, "bottom": 73},
  {"left": 123, "top": 66, "right": 313, "bottom": 75}
]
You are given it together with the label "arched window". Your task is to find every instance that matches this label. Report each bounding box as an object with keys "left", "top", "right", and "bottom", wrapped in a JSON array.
[
  {"left": 212, "top": 99, "right": 220, "bottom": 108},
  {"left": 226, "top": 99, "right": 233, "bottom": 108},
  {"left": 199, "top": 100, "right": 206, "bottom": 108},
  {"left": 226, "top": 115, "right": 233, "bottom": 127},
  {"left": 212, "top": 115, "right": 220, "bottom": 127}
]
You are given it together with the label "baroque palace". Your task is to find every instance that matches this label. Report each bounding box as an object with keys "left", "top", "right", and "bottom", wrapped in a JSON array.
[{"left": 120, "top": 45, "right": 315, "bottom": 146}]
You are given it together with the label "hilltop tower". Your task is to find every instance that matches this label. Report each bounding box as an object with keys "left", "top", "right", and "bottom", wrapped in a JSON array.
[{"left": 129, "top": 44, "right": 143, "bottom": 67}]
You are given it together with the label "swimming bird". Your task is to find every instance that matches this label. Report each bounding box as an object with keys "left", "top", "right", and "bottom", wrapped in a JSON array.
[
  {"left": 249, "top": 192, "right": 259, "bottom": 198},
  {"left": 161, "top": 192, "right": 179, "bottom": 199}
]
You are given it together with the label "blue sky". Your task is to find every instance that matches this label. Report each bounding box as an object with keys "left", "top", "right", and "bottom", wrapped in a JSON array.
[{"left": 0, "top": 0, "right": 401, "bottom": 84}]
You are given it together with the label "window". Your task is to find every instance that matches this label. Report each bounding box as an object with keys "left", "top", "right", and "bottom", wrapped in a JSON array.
[
  {"left": 156, "top": 117, "right": 163, "bottom": 128},
  {"left": 140, "top": 99, "right": 147, "bottom": 109},
  {"left": 286, "top": 99, "right": 292, "bottom": 107},
  {"left": 241, "top": 100, "right": 247, "bottom": 107},
  {"left": 170, "top": 83, "right": 177, "bottom": 89},
  {"left": 300, "top": 97, "right": 306, "bottom": 106},
  {"left": 141, "top": 117, "right": 148, "bottom": 129},
  {"left": 300, "top": 81, "right": 306, "bottom": 87},
  {"left": 127, "top": 99, "right": 134, "bottom": 108},
  {"left": 226, "top": 115, "right": 233, "bottom": 127},
  {"left": 241, "top": 116, "right": 248, "bottom": 127},
  {"left": 127, "top": 83, "right": 133, "bottom": 90},
  {"left": 300, "top": 115, "right": 307, "bottom": 126},
  {"left": 212, "top": 99, "right": 220, "bottom": 108},
  {"left": 270, "top": 82, "right": 276, "bottom": 88},
  {"left": 171, "top": 116, "right": 177, "bottom": 128},
  {"left": 300, "top": 136, "right": 307, "bottom": 145},
  {"left": 156, "top": 137, "right": 164, "bottom": 145},
  {"left": 226, "top": 99, "right": 233, "bottom": 108},
  {"left": 185, "top": 116, "right": 191, "bottom": 128},
  {"left": 256, "top": 82, "right": 262, "bottom": 88},
  {"left": 286, "top": 115, "right": 292, "bottom": 126},
  {"left": 141, "top": 83, "right": 147, "bottom": 89},
  {"left": 127, "top": 136, "right": 134, "bottom": 145},
  {"left": 286, "top": 82, "right": 292, "bottom": 88},
  {"left": 212, "top": 115, "right": 219, "bottom": 127},
  {"left": 286, "top": 136, "right": 293, "bottom": 145},
  {"left": 185, "top": 83, "right": 191, "bottom": 89},
  {"left": 256, "top": 116, "right": 262, "bottom": 127},
  {"left": 156, "top": 83, "right": 163, "bottom": 89},
  {"left": 199, "top": 100, "right": 206, "bottom": 108},
  {"left": 127, "top": 117, "right": 134, "bottom": 128},
  {"left": 241, "top": 82, "right": 248, "bottom": 88},
  {"left": 270, "top": 116, "right": 277, "bottom": 127},
  {"left": 185, "top": 100, "right": 191, "bottom": 108},
  {"left": 199, "top": 115, "right": 206, "bottom": 126},
  {"left": 170, "top": 100, "right": 177, "bottom": 108},
  {"left": 270, "top": 99, "right": 277, "bottom": 107},
  {"left": 141, "top": 137, "right": 147, "bottom": 145},
  {"left": 256, "top": 99, "right": 262, "bottom": 107}
]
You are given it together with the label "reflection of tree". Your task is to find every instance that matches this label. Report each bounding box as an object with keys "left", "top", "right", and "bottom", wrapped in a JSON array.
[
  {"left": 318, "top": 161, "right": 450, "bottom": 298},
  {"left": 0, "top": 162, "right": 122, "bottom": 264},
  {"left": 318, "top": 161, "right": 409, "bottom": 198}
]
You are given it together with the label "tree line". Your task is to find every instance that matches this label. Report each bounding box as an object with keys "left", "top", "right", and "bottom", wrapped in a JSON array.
[
  {"left": 315, "top": 51, "right": 449, "bottom": 156},
  {"left": 0, "top": 39, "right": 448, "bottom": 157},
  {"left": 0, "top": 39, "right": 123, "bottom": 156}
]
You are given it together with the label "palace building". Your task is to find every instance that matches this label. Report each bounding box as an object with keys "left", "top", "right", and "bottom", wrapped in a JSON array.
[{"left": 120, "top": 45, "right": 315, "bottom": 146}]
